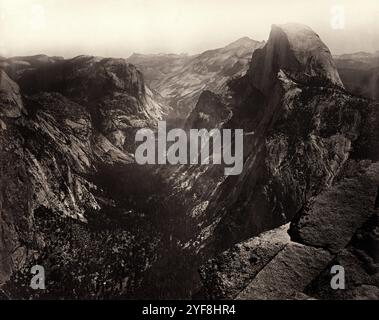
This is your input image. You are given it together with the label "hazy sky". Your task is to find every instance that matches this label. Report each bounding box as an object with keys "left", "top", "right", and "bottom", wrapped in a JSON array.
[{"left": 0, "top": 0, "right": 378, "bottom": 58}]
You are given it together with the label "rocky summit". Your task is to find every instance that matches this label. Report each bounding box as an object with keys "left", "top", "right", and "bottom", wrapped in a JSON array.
[
  {"left": 128, "top": 37, "right": 264, "bottom": 126},
  {"left": 198, "top": 24, "right": 379, "bottom": 300},
  {"left": 0, "top": 23, "right": 378, "bottom": 300},
  {"left": 249, "top": 23, "right": 344, "bottom": 95}
]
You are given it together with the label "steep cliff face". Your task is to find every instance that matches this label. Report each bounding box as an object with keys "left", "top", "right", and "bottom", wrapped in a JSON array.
[
  {"left": 200, "top": 162, "right": 379, "bottom": 299},
  {"left": 249, "top": 23, "right": 344, "bottom": 96},
  {"left": 0, "top": 74, "right": 32, "bottom": 286},
  {"left": 0, "top": 118, "right": 32, "bottom": 286},
  {"left": 184, "top": 90, "right": 231, "bottom": 130},
  {"left": 0, "top": 70, "right": 25, "bottom": 118},
  {"left": 17, "top": 55, "right": 168, "bottom": 151},
  {"left": 198, "top": 25, "right": 379, "bottom": 300},
  {"left": 131, "top": 25, "right": 378, "bottom": 300},
  {"left": 0, "top": 55, "right": 166, "bottom": 290},
  {"left": 177, "top": 24, "right": 364, "bottom": 256},
  {"left": 129, "top": 37, "right": 264, "bottom": 125},
  {"left": 1, "top": 23, "right": 378, "bottom": 300}
]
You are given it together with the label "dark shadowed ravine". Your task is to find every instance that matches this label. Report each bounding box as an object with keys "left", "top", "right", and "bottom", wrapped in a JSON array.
[{"left": 1, "top": 22, "right": 379, "bottom": 300}]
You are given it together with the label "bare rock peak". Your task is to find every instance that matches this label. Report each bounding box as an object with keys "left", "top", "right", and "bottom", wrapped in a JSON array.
[
  {"left": 250, "top": 23, "right": 344, "bottom": 95},
  {"left": 224, "top": 36, "right": 262, "bottom": 49}
]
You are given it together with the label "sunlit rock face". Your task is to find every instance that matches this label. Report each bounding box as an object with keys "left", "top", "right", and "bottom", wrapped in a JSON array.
[
  {"left": 0, "top": 55, "right": 167, "bottom": 290},
  {"left": 128, "top": 37, "right": 264, "bottom": 125},
  {"left": 200, "top": 163, "right": 379, "bottom": 300},
  {"left": 197, "top": 24, "right": 379, "bottom": 301},
  {"left": 249, "top": 23, "right": 344, "bottom": 96},
  {"left": 141, "top": 25, "right": 377, "bottom": 285},
  {"left": 183, "top": 23, "right": 367, "bottom": 258},
  {"left": 1, "top": 23, "right": 378, "bottom": 300}
]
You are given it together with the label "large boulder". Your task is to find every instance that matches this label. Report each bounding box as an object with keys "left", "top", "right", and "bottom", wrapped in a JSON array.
[{"left": 289, "top": 163, "right": 379, "bottom": 252}]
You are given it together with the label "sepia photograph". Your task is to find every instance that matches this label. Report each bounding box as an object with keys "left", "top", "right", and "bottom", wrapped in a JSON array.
[{"left": 0, "top": 0, "right": 379, "bottom": 309}]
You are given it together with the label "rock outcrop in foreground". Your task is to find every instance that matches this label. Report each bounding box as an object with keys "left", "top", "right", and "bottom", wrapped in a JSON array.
[
  {"left": 198, "top": 24, "right": 379, "bottom": 300},
  {"left": 1, "top": 23, "right": 378, "bottom": 300},
  {"left": 200, "top": 163, "right": 379, "bottom": 299},
  {"left": 180, "top": 23, "right": 376, "bottom": 257}
]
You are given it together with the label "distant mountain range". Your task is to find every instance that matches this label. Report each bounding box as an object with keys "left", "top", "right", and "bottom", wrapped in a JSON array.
[
  {"left": 128, "top": 38, "right": 379, "bottom": 129},
  {"left": 334, "top": 51, "right": 379, "bottom": 101},
  {"left": 127, "top": 37, "right": 264, "bottom": 125},
  {"left": 1, "top": 24, "right": 379, "bottom": 300}
]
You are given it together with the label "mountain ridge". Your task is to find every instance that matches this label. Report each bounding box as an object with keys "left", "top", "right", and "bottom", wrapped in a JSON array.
[
  {"left": 127, "top": 37, "right": 265, "bottom": 125},
  {"left": 1, "top": 23, "right": 378, "bottom": 300}
]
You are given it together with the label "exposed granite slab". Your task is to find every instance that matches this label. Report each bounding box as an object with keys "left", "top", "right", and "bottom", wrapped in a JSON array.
[
  {"left": 306, "top": 211, "right": 379, "bottom": 299},
  {"left": 305, "top": 248, "right": 379, "bottom": 299},
  {"left": 289, "top": 163, "right": 379, "bottom": 252},
  {"left": 199, "top": 224, "right": 290, "bottom": 299},
  {"left": 236, "top": 242, "right": 332, "bottom": 300}
]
